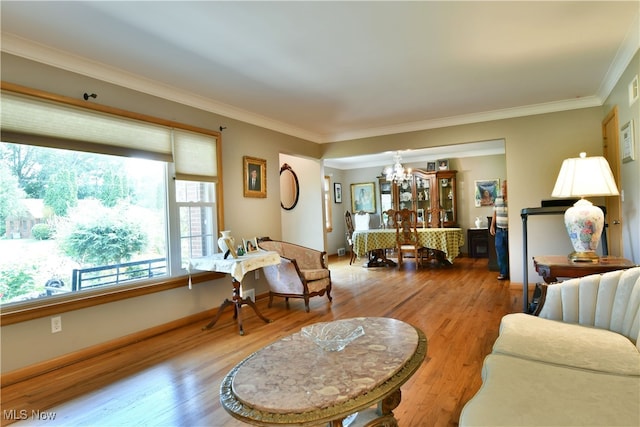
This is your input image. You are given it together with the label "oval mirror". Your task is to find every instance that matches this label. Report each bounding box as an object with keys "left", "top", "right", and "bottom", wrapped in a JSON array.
[{"left": 280, "top": 163, "right": 299, "bottom": 210}]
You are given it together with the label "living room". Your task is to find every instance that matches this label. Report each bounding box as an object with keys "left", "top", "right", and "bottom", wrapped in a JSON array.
[{"left": 1, "top": 2, "right": 639, "bottom": 425}]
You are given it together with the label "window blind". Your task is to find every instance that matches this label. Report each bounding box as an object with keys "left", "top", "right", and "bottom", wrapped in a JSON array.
[
  {"left": 1, "top": 91, "right": 173, "bottom": 161},
  {"left": 1, "top": 89, "right": 219, "bottom": 181},
  {"left": 173, "top": 129, "right": 218, "bottom": 182}
]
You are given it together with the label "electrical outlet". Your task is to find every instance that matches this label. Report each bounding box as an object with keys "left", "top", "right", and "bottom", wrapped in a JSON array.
[{"left": 51, "top": 316, "right": 62, "bottom": 333}]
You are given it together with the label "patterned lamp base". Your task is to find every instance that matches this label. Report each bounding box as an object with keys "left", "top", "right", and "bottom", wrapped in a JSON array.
[{"left": 564, "top": 198, "right": 604, "bottom": 262}]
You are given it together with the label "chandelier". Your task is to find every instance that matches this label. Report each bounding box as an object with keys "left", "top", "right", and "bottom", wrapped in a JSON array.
[{"left": 384, "top": 152, "right": 412, "bottom": 184}]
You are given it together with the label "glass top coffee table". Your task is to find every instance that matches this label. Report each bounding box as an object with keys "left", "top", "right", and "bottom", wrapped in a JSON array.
[{"left": 220, "top": 317, "right": 427, "bottom": 426}]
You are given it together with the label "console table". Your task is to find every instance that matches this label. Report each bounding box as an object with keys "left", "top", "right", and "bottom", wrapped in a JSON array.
[
  {"left": 220, "top": 317, "right": 427, "bottom": 426},
  {"left": 521, "top": 205, "right": 608, "bottom": 313},
  {"left": 188, "top": 250, "right": 281, "bottom": 335}
]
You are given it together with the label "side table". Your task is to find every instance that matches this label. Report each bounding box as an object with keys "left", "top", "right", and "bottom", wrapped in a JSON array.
[
  {"left": 533, "top": 255, "right": 636, "bottom": 284},
  {"left": 467, "top": 228, "right": 489, "bottom": 258},
  {"left": 531, "top": 255, "right": 636, "bottom": 315},
  {"left": 188, "top": 250, "right": 281, "bottom": 335}
]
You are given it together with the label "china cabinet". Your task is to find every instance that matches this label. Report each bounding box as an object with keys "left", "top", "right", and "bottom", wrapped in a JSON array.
[{"left": 379, "top": 169, "right": 458, "bottom": 228}]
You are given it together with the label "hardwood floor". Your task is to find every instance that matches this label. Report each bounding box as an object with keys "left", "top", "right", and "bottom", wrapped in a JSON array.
[{"left": 2, "top": 255, "right": 524, "bottom": 427}]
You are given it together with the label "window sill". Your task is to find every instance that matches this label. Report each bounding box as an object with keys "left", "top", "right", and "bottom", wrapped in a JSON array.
[{"left": 0, "top": 271, "right": 224, "bottom": 326}]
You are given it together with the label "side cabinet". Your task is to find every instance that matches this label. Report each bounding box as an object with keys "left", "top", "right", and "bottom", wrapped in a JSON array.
[{"left": 467, "top": 228, "right": 489, "bottom": 258}]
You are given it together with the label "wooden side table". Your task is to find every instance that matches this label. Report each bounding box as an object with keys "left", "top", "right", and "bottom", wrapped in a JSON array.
[{"left": 533, "top": 255, "right": 636, "bottom": 284}]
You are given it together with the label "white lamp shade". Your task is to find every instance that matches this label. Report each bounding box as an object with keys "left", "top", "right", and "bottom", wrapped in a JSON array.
[
  {"left": 551, "top": 153, "right": 619, "bottom": 262},
  {"left": 552, "top": 153, "right": 619, "bottom": 198}
]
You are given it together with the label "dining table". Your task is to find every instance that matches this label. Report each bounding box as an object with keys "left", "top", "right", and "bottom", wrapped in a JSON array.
[{"left": 352, "top": 228, "right": 465, "bottom": 267}]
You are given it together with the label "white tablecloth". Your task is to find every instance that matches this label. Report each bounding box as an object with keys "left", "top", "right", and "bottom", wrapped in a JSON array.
[{"left": 188, "top": 250, "right": 281, "bottom": 283}]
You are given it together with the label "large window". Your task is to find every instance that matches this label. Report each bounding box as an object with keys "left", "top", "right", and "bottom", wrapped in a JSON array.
[{"left": 0, "top": 84, "right": 221, "bottom": 310}]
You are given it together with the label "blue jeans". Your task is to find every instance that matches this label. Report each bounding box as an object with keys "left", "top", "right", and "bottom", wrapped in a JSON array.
[{"left": 495, "top": 228, "right": 509, "bottom": 277}]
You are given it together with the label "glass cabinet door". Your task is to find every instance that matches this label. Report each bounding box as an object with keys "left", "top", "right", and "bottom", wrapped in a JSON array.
[
  {"left": 436, "top": 171, "right": 457, "bottom": 227},
  {"left": 414, "top": 174, "right": 430, "bottom": 227},
  {"left": 378, "top": 178, "right": 393, "bottom": 213},
  {"left": 397, "top": 179, "right": 414, "bottom": 211}
]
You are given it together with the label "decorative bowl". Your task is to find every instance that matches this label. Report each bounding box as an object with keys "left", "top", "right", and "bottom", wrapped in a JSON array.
[{"left": 301, "top": 322, "right": 365, "bottom": 352}]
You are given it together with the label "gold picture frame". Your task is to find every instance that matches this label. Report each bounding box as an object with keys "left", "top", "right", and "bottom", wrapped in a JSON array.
[
  {"left": 243, "top": 156, "right": 267, "bottom": 198},
  {"left": 350, "top": 182, "right": 376, "bottom": 213}
]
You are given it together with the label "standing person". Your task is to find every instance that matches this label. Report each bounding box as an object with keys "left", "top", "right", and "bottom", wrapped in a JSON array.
[{"left": 490, "top": 180, "right": 509, "bottom": 280}]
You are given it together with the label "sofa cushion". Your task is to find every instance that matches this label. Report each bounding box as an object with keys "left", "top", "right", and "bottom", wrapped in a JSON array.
[
  {"left": 494, "top": 313, "right": 640, "bottom": 376},
  {"left": 460, "top": 354, "right": 640, "bottom": 427}
]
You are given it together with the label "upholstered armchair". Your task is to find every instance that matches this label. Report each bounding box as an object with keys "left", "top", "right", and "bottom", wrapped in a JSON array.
[{"left": 257, "top": 238, "right": 332, "bottom": 312}]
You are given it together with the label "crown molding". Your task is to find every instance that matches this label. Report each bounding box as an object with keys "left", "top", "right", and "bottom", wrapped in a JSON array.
[
  {"left": 3, "top": 30, "right": 636, "bottom": 145},
  {"left": 597, "top": 11, "right": 640, "bottom": 101},
  {"left": 324, "top": 96, "right": 602, "bottom": 143}
]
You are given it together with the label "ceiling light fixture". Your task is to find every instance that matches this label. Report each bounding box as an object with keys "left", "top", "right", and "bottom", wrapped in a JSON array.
[{"left": 384, "top": 152, "right": 412, "bottom": 185}]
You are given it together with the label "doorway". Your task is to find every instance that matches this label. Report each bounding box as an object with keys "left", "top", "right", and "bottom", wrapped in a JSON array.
[{"left": 602, "top": 107, "right": 623, "bottom": 257}]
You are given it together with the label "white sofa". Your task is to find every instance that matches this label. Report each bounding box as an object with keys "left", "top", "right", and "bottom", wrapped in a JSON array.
[{"left": 460, "top": 266, "right": 640, "bottom": 426}]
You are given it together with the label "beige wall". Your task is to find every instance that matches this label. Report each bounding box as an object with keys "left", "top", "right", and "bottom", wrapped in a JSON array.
[
  {"left": 0, "top": 54, "right": 321, "bottom": 372},
  {"left": 2, "top": 50, "right": 638, "bottom": 373},
  {"left": 603, "top": 50, "right": 640, "bottom": 262}
]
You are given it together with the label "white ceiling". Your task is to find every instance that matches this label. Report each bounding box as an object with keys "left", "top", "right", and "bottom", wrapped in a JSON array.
[{"left": 1, "top": 1, "right": 639, "bottom": 152}]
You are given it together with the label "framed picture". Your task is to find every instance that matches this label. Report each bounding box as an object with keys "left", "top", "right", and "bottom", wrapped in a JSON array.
[
  {"left": 243, "top": 237, "right": 259, "bottom": 253},
  {"left": 621, "top": 120, "right": 635, "bottom": 163},
  {"left": 243, "top": 156, "right": 267, "bottom": 198},
  {"left": 474, "top": 179, "right": 500, "bottom": 207},
  {"left": 437, "top": 159, "right": 449, "bottom": 170},
  {"left": 334, "top": 183, "right": 342, "bottom": 203},
  {"left": 629, "top": 75, "right": 638, "bottom": 106},
  {"left": 426, "top": 161, "right": 436, "bottom": 172},
  {"left": 351, "top": 182, "right": 376, "bottom": 213}
]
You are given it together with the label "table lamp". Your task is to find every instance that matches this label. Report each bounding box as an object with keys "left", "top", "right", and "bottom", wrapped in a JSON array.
[{"left": 551, "top": 152, "right": 619, "bottom": 262}]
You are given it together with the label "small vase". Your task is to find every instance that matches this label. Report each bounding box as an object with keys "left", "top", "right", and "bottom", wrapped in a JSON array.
[
  {"left": 218, "top": 230, "right": 235, "bottom": 253},
  {"left": 475, "top": 217, "right": 483, "bottom": 228}
]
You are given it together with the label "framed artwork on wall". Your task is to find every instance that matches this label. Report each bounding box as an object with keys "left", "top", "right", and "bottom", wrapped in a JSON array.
[
  {"left": 474, "top": 179, "right": 500, "bottom": 207},
  {"left": 351, "top": 182, "right": 376, "bottom": 213},
  {"left": 243, "top": 156, "right": 267, "bottom": 198},
  {"left": 621, "top": 120, "right": 635, "bottom": 163},
  {"left": 334, "top": 183, "right": 342, "bottom": 203}
]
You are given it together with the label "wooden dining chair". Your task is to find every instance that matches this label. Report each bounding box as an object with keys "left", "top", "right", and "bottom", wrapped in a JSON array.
[
  {"left": 382, "top": 209, "right": 396, "bottom": 229},
  {"left": 395, "top": 208, "right": 421, "bottom": 268},
  {"left": 344, "top": 211, "right": 356, "bottom": 265}
]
